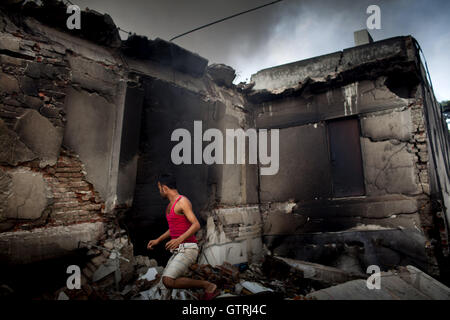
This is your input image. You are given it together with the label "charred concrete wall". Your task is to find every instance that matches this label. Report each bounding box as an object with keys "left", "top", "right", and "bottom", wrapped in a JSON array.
[
  {"left": 248, "top": 36, "right": 448, "bottom": 276},
  {"left": 121, "top": 43, "right": 260, "bottom": 262},
  {"left": 0, "top": 6, "right": 124, "bottom": 264},
  {"left": 26, "top": 21, "right": 130, "bottom": 213},
  {"left": 415, "top": 49, "right": 450, "bottom": 269}
]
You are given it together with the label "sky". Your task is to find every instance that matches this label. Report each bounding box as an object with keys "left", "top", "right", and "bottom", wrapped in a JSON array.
[{"left": 72, "top": 0, "right": 450, "bottom": 102}]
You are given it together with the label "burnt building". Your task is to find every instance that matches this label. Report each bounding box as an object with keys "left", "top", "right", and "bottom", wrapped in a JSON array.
[{"left": 0, "top": 1, "right": 449, "bottom": 293}]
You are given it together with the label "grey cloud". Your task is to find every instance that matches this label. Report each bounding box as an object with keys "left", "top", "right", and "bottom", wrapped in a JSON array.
[{"left": 73, "top": 0, "right": 450, "bottom": 99}]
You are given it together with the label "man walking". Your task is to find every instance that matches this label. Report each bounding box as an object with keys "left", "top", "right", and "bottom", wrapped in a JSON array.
[{"left": 147, "top": 173, "right": 219, "bottom": 300}]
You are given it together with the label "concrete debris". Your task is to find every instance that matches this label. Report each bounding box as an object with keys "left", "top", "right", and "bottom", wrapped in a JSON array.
[
  {"left": 189, "top": 262, "right": 241, "bottom": 291},
  {"left": 236, "top": 81, "right": 255, "bottom": 93},
  {"left": 120, "top": 284, "right": 133, "bottom": 296},
  {"left": 3, "top": 235, "right": 447, "bottom": 301},
  {"left": 136, "top": 255, "right": 157, "bottom": 268},
  {"left": 207, "top": 64, "right": 236, "bottom": 88},
  {"left": 241, "top": 281, "right": 273, "bottom": 294},
  {"left": 92, "top": 260, "right": 117, "bottom": 282},
  {"left": 128, "top": 255, "right": 371, "bottom": 300},
  {"left": 234, "top": 283, "right": 244, "bottom": 295},
  {"left": 43, "top": 217, "right": 175, "bottom": 300},
  {"left": 171, "top": 289, "right": 196, "bottom": 300},
  {"left": 139, "top": 267, "right": 158, "bottom": 282},
  {"left": 305, "top": 265, "right": 450, "bottom": 300},
  {"left": 103, "top": 240, "right": 114, "bottom": 250},
  {"left": 216, "top": 292, "right": 238, "bottom": 299},
  {"left": 57, "top": 291, "right": 69, "bottom": 300},
  {"left": 90, "top": 255, "right": 107, "bottom": 267},
  {"left": 131, "top": 257, "right": 345, "bottom": 300},
  {"left": 274, "top": 256, "right": 366, "bottom": 286},
  {"left": 0, "top": 222, "right": 105, "bottom": 265},
  {"left": 135, "top": 279, "right": 170, "bottom": 300}
]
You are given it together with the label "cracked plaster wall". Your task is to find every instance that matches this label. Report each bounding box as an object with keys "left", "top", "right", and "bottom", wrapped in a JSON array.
[
  {"left": 248, "top": 36, "right": 445, "bottom": 275},
  {"left": 0, "top": 8, "right": 114, "bottom": 263}
]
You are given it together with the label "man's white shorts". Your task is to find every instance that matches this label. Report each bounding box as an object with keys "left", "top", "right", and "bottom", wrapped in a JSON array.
[{"left": 162, "top": 242, "right": 199, "bottom": 279}]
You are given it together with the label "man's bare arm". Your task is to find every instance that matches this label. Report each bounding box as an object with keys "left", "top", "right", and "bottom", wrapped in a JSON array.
[{"left": 165, "top": 198, "right": 200, "bottom": 250}]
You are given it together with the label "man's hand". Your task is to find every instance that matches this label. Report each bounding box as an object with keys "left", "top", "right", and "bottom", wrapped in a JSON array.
[
  {"left": 165, "top": 238, "right": 182, "bottom": 251},
  {"left": 147, "top": 239, "right": 160, "bottom": 250}
]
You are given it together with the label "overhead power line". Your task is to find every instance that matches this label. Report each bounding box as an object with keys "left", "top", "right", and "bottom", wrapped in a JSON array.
[{"left": 169, "top": 0, "right": 283, "bottom": 42}]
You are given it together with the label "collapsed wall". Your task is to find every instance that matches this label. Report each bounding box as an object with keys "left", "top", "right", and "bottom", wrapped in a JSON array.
[
  {"left": 0, "top": 3, "right": 262, "bottom": 268},
  {"left": 121, "top": 37, "right": 260, "bottom": 265},
  {"left": 0, "top": 2, "right": 448, "bottom": 284},
  {"left": 0, "top": 8, "right": 113, "bottom": 264},
  {"left": 248, "top": 36, "right": 450, "bottom": 277}
]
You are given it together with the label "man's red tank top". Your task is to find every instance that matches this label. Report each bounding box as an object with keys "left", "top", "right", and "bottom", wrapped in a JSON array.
[{"left": 166, "top": 195, "right": 197, "bottom": 243}]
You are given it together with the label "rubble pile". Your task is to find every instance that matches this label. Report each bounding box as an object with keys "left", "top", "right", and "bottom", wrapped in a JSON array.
[
  {"left": 54, "top": 216, "right": 165, "bottom": 300},
  {"left": 49, "top": 210, "right": 325, "bottom": 300},
  {"left": 20, "top": 220, "right": 449, "bottom": 302},
  {"left": 53, "top": 238, "right": 329, "bottom": 301},
  {"left": 190, "top": 262, "right": 240, "bottom": 291},
  {"left": 50, "top": 217, "right": 449, "bottom": 301},
  {"left": 130, "top": 258, "right": 340, "bottom": 300},
  {"left": 51, "top": 215, "right": 360, "bottom": 301}
]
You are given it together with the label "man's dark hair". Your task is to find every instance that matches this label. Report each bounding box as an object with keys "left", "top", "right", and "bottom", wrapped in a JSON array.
[{"left": 158, "top": 173, "right": 177, "bottom": 189}]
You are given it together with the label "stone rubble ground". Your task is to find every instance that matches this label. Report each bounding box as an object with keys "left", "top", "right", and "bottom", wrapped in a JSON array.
[
  {"left": 52, "top": 223, "right": 348, "bottom": 300},
  {"left": 2, "top": 218, "right": 448, "bottom": 300},
  {"left": 1, "top": 216, "right": 444, "bottom": 301}
]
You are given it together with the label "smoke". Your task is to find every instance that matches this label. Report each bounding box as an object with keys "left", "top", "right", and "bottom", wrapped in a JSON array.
[{"left": 73, "top": 0, "right": 449, "bottom": 99}]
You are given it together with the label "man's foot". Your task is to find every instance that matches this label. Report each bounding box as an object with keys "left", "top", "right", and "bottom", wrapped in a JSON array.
[
  {"left": 205, "top": 283, "right": 217, "bottom": 294},
  {"left": 202, "top": 283, "right": 219, "bottom": 300}
]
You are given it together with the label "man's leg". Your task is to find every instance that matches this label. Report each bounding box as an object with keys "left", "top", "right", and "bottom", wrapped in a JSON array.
[
  {"left": 162, "top": 247, "right": 217, "bottom": 294},
  {"left": 162, "top": 276, "right": 216, "bottom": 293}
]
